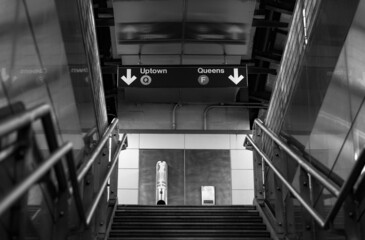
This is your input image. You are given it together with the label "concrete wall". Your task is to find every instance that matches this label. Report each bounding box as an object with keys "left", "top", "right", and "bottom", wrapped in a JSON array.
[
  {"left": 117, "top": 134, "right": 254, "bottom": 205},
  {"left": 118, "top": 102, "right": 250, "bottom": 131}
]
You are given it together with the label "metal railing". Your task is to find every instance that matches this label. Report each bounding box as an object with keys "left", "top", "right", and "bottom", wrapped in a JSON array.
[
  {"left": 0, "top": 103, "right": 127, "bottom": 228},
  {"left": 0, "top": 142, "right": 73, "bottom": 216},
  {"left": 0, "top": 103, "right": 68, "bottom": 216},
  {"left": 246, "top": 118, "right": 365, "bottom": 228},
  {"left": 84, "top": 133, "right": 127, "bottom": 224}
]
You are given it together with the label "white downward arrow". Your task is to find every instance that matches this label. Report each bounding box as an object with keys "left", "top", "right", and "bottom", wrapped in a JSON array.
[
  {"left": 121, "top": 69, "right": 137, "bottom": 85},
  {"left": 228, "top": 68, "right": 244, "bottom": 85}
]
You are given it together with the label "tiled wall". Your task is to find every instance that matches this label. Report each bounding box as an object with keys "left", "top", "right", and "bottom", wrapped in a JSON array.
[{"left": 118, "top": 134, "right": 254, "bottom": 205}]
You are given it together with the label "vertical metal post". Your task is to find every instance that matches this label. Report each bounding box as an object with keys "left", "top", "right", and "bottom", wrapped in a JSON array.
[
  {"left": 253, "top": 128, "right": 264, "bottom": 203},
  {"left": 281, "top": 150, "right": 296, "bottom": 239},
  {"left": 272, "top": 146, "right": 285, "bottom": 236},
  {"left": 344, "top": 195, "right": 363, "bottom": 240},
  {"left": 80, "top": 162, "right": 96, "bottom": 238},
  {"left": 41, "top": 113, "right": 70, "bottom": 240},
  {"left": 109, "top": 133, "right": 120, "bottom": 203},
  {"left": 41, "top": 113, "right": 67, "bottom": 191},
  {"left": 299, "top": 168, "right": 315, "bottom": 239},
  {"left": 14, "top": 125, "right": 32, "bottom": 240},
  {"left": 95, "top": 145, "right": 109, "bottom": 236}
]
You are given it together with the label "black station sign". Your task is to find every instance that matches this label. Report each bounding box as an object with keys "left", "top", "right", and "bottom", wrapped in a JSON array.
[{"left": 117, "top": 66, "right": 248, "bottom": 88}]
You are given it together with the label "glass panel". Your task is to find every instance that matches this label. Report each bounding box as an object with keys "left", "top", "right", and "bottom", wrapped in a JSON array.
[
  {"left": 56, "top": 0, "right": 100, "bottom": 149},
  {"left": 278, "top": 1, "right": 365, "bottom": 237},
  {"left": 0, "top": 0, "right": 101, "bottom": 164},
  {"left": 352, "top": 103, "right": 365, "bottom": 163},
  {"left": 0, "top": 1, "right": 101, "bottom": 237},
  {"left": 282, "top": 0, "right": 365, "bottom": 185}
]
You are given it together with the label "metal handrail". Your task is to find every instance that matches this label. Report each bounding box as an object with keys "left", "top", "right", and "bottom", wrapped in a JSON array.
[
  {"left": 254, "top": 119, "right": 341, "bottom": 197},
  {"left": 0, "top": 142, "right": 73, "bottom": 216},
  {"left": 0, "top": 104, "right": 51, "bottom": 137},
  {"left": 0, "top": 103, "right": 126, "bottom": 228},
  {"left": 249, "top": 119, "right": 365, "bottom": 228},
  {"left": 246, "top": 136, "right": 326, "bottom": 227},
  {"left": 85, "top": 133, "right": 127, "bottom": 224},
  {"left": 77, "top": 118, "right": 119, "bottom": 183}
]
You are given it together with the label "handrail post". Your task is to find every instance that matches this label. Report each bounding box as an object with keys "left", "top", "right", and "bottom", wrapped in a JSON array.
[
  {"left": 252, "top": 123, "right": 265, "bottom": 203},
  {"left": 94, "top": 135, "right": 111, "bottom": 235},
  {"left": 41, "top": 112, "right": 68, "bottom": 192}
]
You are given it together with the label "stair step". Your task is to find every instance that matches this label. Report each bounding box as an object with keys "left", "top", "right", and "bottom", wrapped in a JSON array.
[
  {"left": 112, "top": 222, "right": 267, "bottom": 230},
  {"left": 109, "top": 238, "right": 271, "bottom": 240},
  {"left": 109, "top": 229, "right": 271, "bottom": 237},
  {"left": 115, "top": 211, "right": 259, "bottom": 216},
  {"left": 109, "top": 205, "right": 271, "bottom": 240},
  {"left": 116, "top": 208, "right": 258, "bottom": 212},
  {"left": 117, "top": 205, "right": 256, "bottom": 210},
  {"left": 113, "top": 215, "right": 263, "bottom": 223}
]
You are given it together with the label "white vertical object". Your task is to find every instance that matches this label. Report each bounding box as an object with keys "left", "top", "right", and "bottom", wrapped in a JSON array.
[{"left": 156, "top": 161, "right": 168, "bottom": 205}]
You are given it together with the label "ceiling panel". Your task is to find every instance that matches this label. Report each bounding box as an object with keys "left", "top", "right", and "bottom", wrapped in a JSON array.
[{"left": 113, "top": 0, "right": 256, "bottom": 65}]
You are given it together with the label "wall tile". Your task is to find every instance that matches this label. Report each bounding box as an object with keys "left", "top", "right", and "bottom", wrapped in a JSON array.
[
  {"left": 232, "top": 190, "right": 254, "bottom": 205},
  {"left": 118, "top": 189, "right": 138, "bottom": 204},
  {"left": 230, "top": 134, "right": 247, "bottom": 150},
  {"left": 231, "top": 150, "right": 253, "bottom": 169},
  {"left": 140, "top": 134, "right": 184, "bottom": 149},
  {"left": 118, "top": 169, "right": 139, "bottom": 188},
  {"left": 231, "top": 170, "right": 254, "bottom": 189},
  {"left": 119, "top": 149, "right": 139, "bottom": 168},
  {"left": 185, "top": 134, "right": 230, "bottom": 149},
  {"left": 125, "top": 134, "right": 140, "bottom": 149}
]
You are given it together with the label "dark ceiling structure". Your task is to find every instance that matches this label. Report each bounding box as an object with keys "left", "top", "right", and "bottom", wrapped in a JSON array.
[{"left": 92, "top": 0, "right": 296, "bottom": 126}]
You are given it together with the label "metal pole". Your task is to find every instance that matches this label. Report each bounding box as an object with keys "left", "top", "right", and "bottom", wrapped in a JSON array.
[
  {"left": 66, "top": 150, "right": 87, "bottom": 225},
  {"left": 0, "top": 103, "right": 50, "bottom": 137},
  {"left": 172, "top": 103, "right": 181, "bottom": 130}
]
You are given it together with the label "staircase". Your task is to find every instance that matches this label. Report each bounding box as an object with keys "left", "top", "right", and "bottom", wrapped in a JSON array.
[{"left": 108, "top": 205, "right": 271, "bottom": 239}]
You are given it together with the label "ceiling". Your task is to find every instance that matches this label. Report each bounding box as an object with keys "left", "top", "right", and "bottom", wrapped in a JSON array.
[
  {"left": 93, "top": 0, "right": 297, "bottom": 124},
  {"left": 112, "top": 0, "right": 255, "bottom": 65}
]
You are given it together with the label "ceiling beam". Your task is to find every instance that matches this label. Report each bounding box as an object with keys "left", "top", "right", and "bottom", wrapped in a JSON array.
[
  {"left": 254, "top": 51, "right": 282, "bottom": 64},
  {"left": 94, "top": 7, "right": 113, "bottom": 15},
  {"left": 265, "top": 1, "right": 296, "bottom": 15},
  {"left": 251, "top": 91, "right": 272, "bottom": 101},
  {"left": 275, "top": 28, "right": 288, "bottom": 35},
  {"left": 248, "top": 67, "right": 277, "bottom": 75},
  {"left": 252, "top": 19, "right": 289, "bottom": 28},
  {"left": 95, "top": 18, "right": 114, "bottom": 27},
  {"left": 254, "top": 9, "right": 267, "bottom": 18}
]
